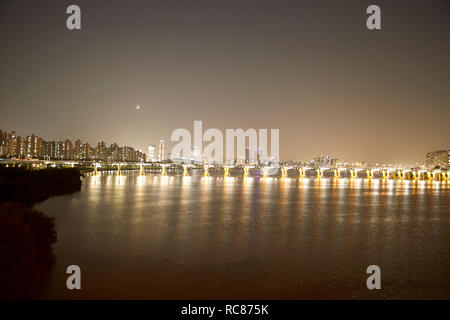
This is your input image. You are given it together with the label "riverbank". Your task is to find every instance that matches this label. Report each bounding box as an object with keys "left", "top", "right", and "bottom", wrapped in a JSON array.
[{"left": 0, "top": 167, "right": 83, "bottom": 299}]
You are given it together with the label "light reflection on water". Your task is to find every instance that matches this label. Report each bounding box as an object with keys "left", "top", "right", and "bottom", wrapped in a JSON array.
[{"left": 36, "top": 172, "right": 450, "bottom": 299}]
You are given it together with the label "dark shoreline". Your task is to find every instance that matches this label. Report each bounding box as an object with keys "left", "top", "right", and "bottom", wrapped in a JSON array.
[
  {"left": 0, "top": 167, "right": 82, "bottom": 206},
  {"left": 0, "top": 167, "right": 83, "bottom": 299}
]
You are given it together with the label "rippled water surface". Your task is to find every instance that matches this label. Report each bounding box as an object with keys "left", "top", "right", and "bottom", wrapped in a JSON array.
[{"left": 36, "top": 172, "right": 450, "bottom": 299}]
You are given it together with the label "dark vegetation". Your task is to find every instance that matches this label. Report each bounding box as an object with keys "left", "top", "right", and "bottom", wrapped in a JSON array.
[
  {"left": 0, "top": 167, "right": 82, "bottom": 206},
  {"left": 0, "top": 167, "right": 82, "bottom": 299},
  {"left": 0, "top": 203, "right": 57, "bottom": 299}
]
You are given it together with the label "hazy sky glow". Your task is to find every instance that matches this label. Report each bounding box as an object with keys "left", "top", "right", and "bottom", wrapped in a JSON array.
[{"left": 1, "top": 0, "right": 449, "bottom": 163}]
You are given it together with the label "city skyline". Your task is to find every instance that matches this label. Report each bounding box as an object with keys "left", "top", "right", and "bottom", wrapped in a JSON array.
[
  {"left": 1, "top": 127, "right": 447, "bottom": 169},
  {"left": 1, "top": 1, "right": 449, "bottom": 164},
  {"left": 0, "top": 128, "right": 147, "bottom": 162}
]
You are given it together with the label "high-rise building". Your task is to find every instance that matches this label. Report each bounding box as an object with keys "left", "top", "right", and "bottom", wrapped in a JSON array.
[
  {"left": 56, "top": 141, "right": 64, "bottom": 159},
  {"left": 254, "top": 147, "right": 262, "bottom": 165},
  {"left": 313, "top": 155, "right": 333, "bottom": 168},
  {"left": 74, "top": 139, "right": 83, "bottom": 160},
  {"left": 0, "top": 129, "right": 7, "bottom": 156},
  {"left": 83, "top": 142, "right": 91, "bottom": 160},
  {"left": 147, "top": 145, "right": 156, "bottom": 162},
  {"left": 45, "top": 140, "right": 63, "bottom": 160},
  {"left": 64, "top": 139, "right": 73, "bottom": 160},
  {"left": 426, "top": 150, "right": 450, "bottom": 169},
  {"left": 26, "top": 134, "right": 42, "bottom": 158},
  {"left": 42, "top": 141, "right": 49, "bottom": 159},
  {"left": 7, "top": 131, "right": 17, "bottom": 156},
  {"left": 95, "top": 141, "right": 107, "bottom": 161},
  {"left": 16, "top": 136, "right": 25, "bottom": 158},
  {"left": 158, "top": 140, "right": 165, "bottom": 162},
  {"left": 245, "top": 147, "right": 250, "bottom": 164}
]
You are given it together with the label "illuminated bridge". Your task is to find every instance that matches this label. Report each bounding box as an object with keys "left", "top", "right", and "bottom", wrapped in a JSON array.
[{"left": 1, "top": 159, "right": 449, "bottom": 181}]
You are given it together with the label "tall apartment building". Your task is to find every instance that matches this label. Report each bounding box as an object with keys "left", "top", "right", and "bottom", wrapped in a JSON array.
[
  {"left": 0, "top": 129, "right": 7, "bottom": 156},
  {"left": 25, "top": 134, "right": 42, "bottom": 158},
  {"left": 159, "top": 140, "right": 165, "bottom": 162},
  {"left": 147, "top": 145, "right": 156, "bottom": 162},
  {"left": 64, "top": 139, "right": 73, "bottom": 160}
]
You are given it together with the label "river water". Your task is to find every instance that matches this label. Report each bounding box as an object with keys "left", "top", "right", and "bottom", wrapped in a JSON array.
[{"left": 35, "top": 172, "right": 450, "bottom": 299}]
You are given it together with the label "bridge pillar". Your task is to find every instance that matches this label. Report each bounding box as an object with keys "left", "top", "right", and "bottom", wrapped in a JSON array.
[
  {"left": 316, "top": 168, "right": 322, "bottom": 178},
  {"left": 203, "top": 165, "right": 210, "bottom": 177},
  {"left": 389, "top": 170, "right": 395, "bottom": 179},
  {"left": 334, "top": 169, "right": 339, "bottom": 178},
  {"left": 262, "top": 167, "right": 268, "bottom": 178}
]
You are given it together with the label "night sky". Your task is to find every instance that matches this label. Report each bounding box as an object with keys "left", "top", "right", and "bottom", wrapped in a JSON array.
[{"left": 1, "top": 0, "right": 449, "bottom": 163}]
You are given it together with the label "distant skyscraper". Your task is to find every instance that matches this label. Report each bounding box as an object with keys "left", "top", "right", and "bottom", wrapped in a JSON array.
[
  {"left": 147, "top": 145, "right": 156, "bottom": 162},
  {"left": 313, "top": 155, "right": 332, "bottom": 168},
  {"left": 426, "top": 150, "right": 450, "bottom": 169},
  {"left": 255, "top": 147, "right": 262, "bottom": 165},
  {"left": 245, "top": 147, "right": 250, "bottom": 164},
  {"left": 158, "top": 140, "right": 165, "bottom": 162}
]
